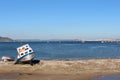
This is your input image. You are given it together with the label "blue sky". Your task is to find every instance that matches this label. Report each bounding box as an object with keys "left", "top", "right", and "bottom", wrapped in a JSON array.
[{"left": 0, "top": 0, "right": 120, "bottom": 40}]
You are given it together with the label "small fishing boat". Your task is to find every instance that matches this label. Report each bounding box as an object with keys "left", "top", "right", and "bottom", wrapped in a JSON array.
[
  {"left": 2, "top": 56, "right": 14, "bottom": 62},
  {"left": 15, "top": 44, "right": 35, "bottom": 65}
]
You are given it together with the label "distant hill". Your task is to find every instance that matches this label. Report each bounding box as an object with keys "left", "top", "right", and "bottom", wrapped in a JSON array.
[{"left": 0, "top": 36, "right": 15, "bottom": 42}]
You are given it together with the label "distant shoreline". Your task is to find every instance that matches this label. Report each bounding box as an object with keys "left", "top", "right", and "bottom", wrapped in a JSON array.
[
  {"left": 1, "top": 40, "right": 120, "bottom": 43},
  {"left": 1, "top": 36, "right": 120, "bottom": 43}
]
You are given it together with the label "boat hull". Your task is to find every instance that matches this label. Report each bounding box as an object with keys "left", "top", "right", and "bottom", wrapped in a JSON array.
[
  {"left": 2, "top": 56, "right": 14, "bottom": 62},
  {"left": 19, "top": 53, "right": 35, "bottom": 62}
]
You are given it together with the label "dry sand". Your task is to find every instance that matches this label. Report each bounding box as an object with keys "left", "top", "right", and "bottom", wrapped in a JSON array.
[{"left": 0, "top": 59, "right": 120, "bottom": 80}]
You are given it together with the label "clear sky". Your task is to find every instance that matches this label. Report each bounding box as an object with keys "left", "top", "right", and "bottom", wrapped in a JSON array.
[{"left": 0, "top": 0, "right": 120, "bottom": 40}]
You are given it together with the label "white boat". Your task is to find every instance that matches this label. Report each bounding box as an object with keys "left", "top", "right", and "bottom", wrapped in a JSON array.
[
  {"left": 2, "top": 56, "right": 14, "bottom": 62},
  {"left": 15, "top": 44, "right": 35, "bottom": 65}
]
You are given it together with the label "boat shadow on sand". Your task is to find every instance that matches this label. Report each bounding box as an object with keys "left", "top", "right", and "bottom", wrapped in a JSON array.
[{"left": 15, "top": 60, "right": 40, "bottom": 66}]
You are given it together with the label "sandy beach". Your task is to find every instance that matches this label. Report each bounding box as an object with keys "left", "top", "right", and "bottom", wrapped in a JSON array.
[{"left": 0, "top": 59, "right": 120, "bottom": 80}]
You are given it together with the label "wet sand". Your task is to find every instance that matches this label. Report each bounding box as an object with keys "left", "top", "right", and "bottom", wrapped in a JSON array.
[{"left": 0, "top": 59, "right": 120, "bottom": 80}]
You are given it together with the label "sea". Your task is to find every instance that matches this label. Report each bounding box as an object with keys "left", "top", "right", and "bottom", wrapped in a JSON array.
[{"left": 0, "top": 41, "right": 120, "bottom": 60}]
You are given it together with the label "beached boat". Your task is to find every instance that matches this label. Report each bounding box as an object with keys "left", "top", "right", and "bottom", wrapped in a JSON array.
[
  {"left": 15, "top": 44, "right": 35, "bottom": 65},
  {"left": 2, "top": 56, "right": 14, "bottom": 62}
]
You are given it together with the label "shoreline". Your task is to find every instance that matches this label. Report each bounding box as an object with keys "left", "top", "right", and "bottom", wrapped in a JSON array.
[{"left": 0, "top": 58, "right": 120, "bottom": 80}]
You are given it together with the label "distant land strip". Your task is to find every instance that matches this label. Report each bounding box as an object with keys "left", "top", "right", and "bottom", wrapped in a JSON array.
[
  {"left": 0, "top": 36, "right": 15, "bottom": 42},
  {"left": 1, "top": 36, "right": 120, "bottom": 43}
]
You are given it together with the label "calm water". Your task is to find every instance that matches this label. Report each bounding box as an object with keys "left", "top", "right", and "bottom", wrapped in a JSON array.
[
  {"left": 0, "top": 42, "right": 120, "bottom": 60},
  {"left": 92, "top": 75, "right": 120, "bottom": 80}
]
